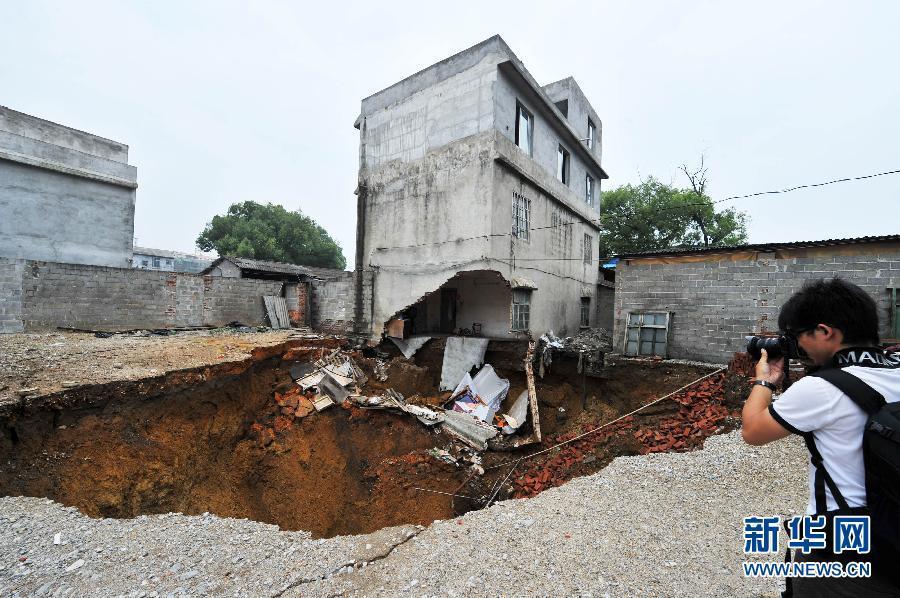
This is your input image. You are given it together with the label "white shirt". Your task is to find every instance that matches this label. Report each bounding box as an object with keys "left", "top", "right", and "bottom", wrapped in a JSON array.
[{"left": 771, "top": 365, "right": 900, "bottom": 514}]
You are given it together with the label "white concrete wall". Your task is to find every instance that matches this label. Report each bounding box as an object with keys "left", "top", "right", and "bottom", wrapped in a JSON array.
[{"left": 0, "top": 106, "right": 137, "bottom": 268}]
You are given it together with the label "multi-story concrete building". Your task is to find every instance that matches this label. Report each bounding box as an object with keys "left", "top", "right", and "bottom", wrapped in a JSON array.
[
  {"left": 353, "top": 35, "right": 608, "bottom": 340},
  {"left": 0, "top": 106, "right": 137, "bottom": 268},
  {"left": 132, "top": 246, "right": 214, "bottom": 274}
]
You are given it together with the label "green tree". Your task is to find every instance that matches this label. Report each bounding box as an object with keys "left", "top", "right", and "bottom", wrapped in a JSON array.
[
  {"left": 597, "top": 163, "right": 748, "bottom": 258},
  {"left": 197, "top": 201, "right": 347, "bottom": 269}
]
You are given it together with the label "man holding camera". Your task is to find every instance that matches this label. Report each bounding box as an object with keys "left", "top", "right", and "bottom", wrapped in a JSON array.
[{"left": 742, "top": 278, "right": 900, "bottom": 596}]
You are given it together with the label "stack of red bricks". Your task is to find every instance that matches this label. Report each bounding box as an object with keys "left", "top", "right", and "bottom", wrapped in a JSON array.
[
  {"left": 513, "top": 372, "right": 731, "bottom": 498},
  {"left": 633, "top": 375, "right": 729, "bottom": 454}
]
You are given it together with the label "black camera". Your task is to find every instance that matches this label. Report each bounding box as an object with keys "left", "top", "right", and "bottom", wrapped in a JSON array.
[{"left": 746, "top": 335, "right": 801, "bottom": 360}]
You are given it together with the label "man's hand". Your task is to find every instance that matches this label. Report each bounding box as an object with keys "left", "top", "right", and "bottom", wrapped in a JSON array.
[
  {"left": 754, "top": 348, "right": 785, "bottom": 387},
  {"left": 743, "top": 348, "right": 791, "bottom": 446}
]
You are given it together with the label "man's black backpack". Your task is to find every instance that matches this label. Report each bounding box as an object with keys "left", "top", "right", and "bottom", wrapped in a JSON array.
[{"left": 811, "top": 368, "right": 900, "bottom": 552}]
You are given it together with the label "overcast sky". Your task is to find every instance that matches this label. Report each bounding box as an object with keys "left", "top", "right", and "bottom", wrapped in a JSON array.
[{"left": 3, "top": 1, "right": 898, "bottom": 269}]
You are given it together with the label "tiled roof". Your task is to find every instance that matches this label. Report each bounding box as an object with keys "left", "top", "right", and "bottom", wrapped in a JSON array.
[{"left": 616, "top": 235, "right": 900, "bottom": 259}]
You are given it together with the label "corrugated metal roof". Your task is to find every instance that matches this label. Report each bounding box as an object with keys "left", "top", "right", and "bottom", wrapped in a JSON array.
[
  {"left": 616, "top": 234, "right": 900, "bottom": 259},
  {"left": 203, "top": 256, "right": 347, "bottom": 279}
]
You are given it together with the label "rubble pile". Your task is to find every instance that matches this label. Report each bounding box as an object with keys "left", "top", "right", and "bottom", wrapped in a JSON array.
[{"left": 513, "top": 372, "right": 732, "bottom": 498}]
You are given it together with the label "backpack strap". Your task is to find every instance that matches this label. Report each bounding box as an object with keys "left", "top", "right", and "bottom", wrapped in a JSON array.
[
  {"left": 805, "top": 368, "right": 888, "bottom": 514},
  {"left": 800, "top": 431, "right": 850, "bottom": 513}
]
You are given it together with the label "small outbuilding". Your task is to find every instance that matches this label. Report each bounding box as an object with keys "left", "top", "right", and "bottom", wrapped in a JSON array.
[{"left": 613, "top": 235, "right": 900, "bottom": 363}]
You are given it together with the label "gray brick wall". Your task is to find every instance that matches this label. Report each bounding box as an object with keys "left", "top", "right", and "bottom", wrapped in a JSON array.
[
  {"left": 613, "top": 245, "right": 900, "bottom": 363},
  {"left": 1, "top": 260, "right": 283, "bottom": 331},
  {"left": 0, "top": 258, "right": 356, "bottom": 333},
  {"left": 596, "top": 282, "right": 614, "bottom": 331},
  {"left": 311, "top": 272, "right": 354, "bottom": 334},
  {"left": 0, "top": 258, "right": 25, "bottom": 333}
]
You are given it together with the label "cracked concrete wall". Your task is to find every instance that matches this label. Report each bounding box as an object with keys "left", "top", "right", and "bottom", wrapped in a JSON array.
[
  {"left": 613, "top": 242, "right": 900, "bottom": 363},
  {"left": 0, "top": 106, "right": 137, "bottom": 268},
  {"left": 356, "top": 36, "right": 606, "bottom": 340}
]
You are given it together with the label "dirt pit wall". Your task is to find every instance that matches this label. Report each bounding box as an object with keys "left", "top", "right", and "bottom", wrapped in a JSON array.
[{"left": 0, "top": 352, "right": 469, "bottom": 538}]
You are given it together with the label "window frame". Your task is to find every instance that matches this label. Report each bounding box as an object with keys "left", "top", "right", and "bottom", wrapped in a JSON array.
[
  {"left": 587, "top": 118, "right": 596, "bottom": 150},
  {"left": 624, "top": 312, "right": 670, "bottom": 357},
  {"left": 511, "top": 191, "right": 531, "bottom": 242},
  {"left": 585, "top": 174, "right": 595, "bottom": 207},
  {"left": 580, "top": 297, "right": 591, "bottom": 328},
  {"left": 515, "top": 101, "right": 534, "bottom": 156},
  {"left": 152, "top": 257, "right": 161, "bottom": 268},
  {"left": 583, "top": 233, "right": 593, "bottom": 265},
  {"left": 511, "top": 289, "right": 532, "bottom": 332},
  {"left": 557, "top": 144, "right": 570, "bottom": 185}
]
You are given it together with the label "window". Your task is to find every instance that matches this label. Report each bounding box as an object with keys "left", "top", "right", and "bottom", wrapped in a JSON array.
[
  {"left": 511, "top": 289, "right": 531, "bottom": 331},
  {"left": 152, "top": 257, "right": 161, "bottom": 268},
  {"left": 624, "top": 312, "right": 670, "bottom": 357},
  {"left": 141, "top": 259, "right": 149, "bottom": 268},
  {"left": 583, "top": 233, "right": 593, "bottom": 264},
  {"left": 587, "top": 119, "right": 596, "bottom": 150},
  {"left": 512, "top": 192, "right": 530, "bottom": 241},
  {"left": 557, "top": 145, "right": 570, "bottom": 185},
  {"left": 515, "top": 102, "right": 533, "bottom": 156},
  {"left": 580, "top": 297, "right": 591, "bottom": 327},
  {"left": 585, "top": 175, "right": 595, "bottom": 207},
  {"left": 166, "top": 259, "right": 173, "bottom": 266}
]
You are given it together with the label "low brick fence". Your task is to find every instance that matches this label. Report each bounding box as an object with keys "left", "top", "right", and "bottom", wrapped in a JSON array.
[{"left": 0, "top": 258, "right": 333, "bottom": 332}]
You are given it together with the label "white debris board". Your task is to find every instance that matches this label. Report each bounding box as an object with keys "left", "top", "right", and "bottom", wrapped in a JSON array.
[{"left": 440, "top": 336, "right": 490, "bottom": 391}]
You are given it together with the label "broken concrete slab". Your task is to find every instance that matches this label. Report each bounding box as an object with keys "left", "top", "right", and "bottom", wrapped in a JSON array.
[
  {"left": 439, "top": 336, "right": 489, "bottom": 391},
  {"left": 441, "top": 409, "right": 498, "bottom": 450},
  {"left": 389, "top": 336, "right": 431, "bottom": 359}
]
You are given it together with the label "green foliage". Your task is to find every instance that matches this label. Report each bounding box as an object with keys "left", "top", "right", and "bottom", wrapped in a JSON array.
[
  {"left": 597, "top": 177, "right": 748, "bottom": 258},
  {"left": 197, "top": 201, "right": 347, "bottom": 269}
]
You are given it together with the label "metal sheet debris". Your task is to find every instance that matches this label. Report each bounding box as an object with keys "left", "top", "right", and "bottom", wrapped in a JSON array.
[
  {"left": 263, "top": 296, "right": 291, "bottom": 329},
  {"left": 440, "top": 336, "right": 489, "bottom": 391}
]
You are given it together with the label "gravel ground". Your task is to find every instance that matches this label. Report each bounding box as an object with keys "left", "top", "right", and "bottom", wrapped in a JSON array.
[
  {"left": 0, "top": 329, "right": 300, "bottom": 407},
  {"left": 0, "top": 430, "right": 807, "bottom": 597}
]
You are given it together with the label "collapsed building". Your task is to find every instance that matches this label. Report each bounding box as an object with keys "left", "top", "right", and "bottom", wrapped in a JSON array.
[{"left": 352, "top": 35, "right": 609, "bottom": 342}]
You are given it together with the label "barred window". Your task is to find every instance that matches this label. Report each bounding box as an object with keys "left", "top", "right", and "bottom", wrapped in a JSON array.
[
  {"left": 580, "top": 297, "right": 590, "bottom": 327},
  {"left": 583, "top": 233, "right": 593, "bottom": 264},
  {"left": 512, "top": 192, "right": 530, "bottom": 241},
  {"left": 585, "top": 174, "right": 595, "bottom": 207},
  {"left": 511, "top": 289, "right": 531, "bottom": 331}
]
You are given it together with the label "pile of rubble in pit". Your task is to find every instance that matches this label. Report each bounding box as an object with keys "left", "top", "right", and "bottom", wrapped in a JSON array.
[{"left": 249, "top": 343, "right": 540, "bottom": 455}]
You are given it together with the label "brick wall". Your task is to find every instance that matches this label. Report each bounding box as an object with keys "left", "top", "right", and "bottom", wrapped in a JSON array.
[
  {"left": 0, "top": 258, "right": 25, "bottom": 333},
  {"left": 614, "top": 243, "right": 900, "bottom": 363},
  {"left": 0, "top": 259, "right": 282, "bottom": 331},
  {"left": 308, "top": 270, "right": 373, "bottom": 335},
  {"left": 596, "top": 282, "right": 615, "bottom": 331}
]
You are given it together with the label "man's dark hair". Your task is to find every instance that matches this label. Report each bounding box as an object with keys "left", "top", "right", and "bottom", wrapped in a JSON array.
[{"left": 778, "top": 278, "right": 880, "bottom": 345}]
